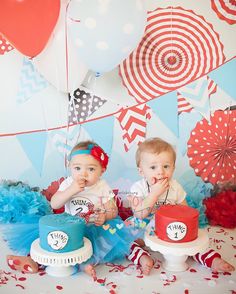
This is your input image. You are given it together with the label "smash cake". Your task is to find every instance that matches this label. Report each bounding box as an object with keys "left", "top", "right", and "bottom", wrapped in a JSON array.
[
  {"left": 155, "top": 205, "right": 199, "bottom": 243},
  {"left": 39, "top": 213, "right": 85, "bottom": 253}
]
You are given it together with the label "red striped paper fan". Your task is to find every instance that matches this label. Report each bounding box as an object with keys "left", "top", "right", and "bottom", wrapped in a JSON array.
[
  {"left": 211, "top": 0, "right": 236, "bottom": 25},
  {"left": 187, "top": 109, "right": 236, "bottom": 185},
  {"left": 119, "top": 7, "right": 225, "bottom": 103}
]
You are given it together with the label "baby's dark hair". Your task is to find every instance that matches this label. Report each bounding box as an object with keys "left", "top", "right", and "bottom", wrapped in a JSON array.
[{"left": 136, "top": 137, "right": 176, "bottom": 167}]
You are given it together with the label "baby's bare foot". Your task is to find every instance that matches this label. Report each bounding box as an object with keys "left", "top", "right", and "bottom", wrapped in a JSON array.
[
  {"left": 84, "top": 264, "right": 97, "bottom": 280},
  {"left": 139, "top": 254, "right": 154, "bottom": 275},
  {"left": 211, "top": 257, "right": 235, "bottom": 272},
  {"left": 7, "top": 255, "right": 38, "bottom": 273}
]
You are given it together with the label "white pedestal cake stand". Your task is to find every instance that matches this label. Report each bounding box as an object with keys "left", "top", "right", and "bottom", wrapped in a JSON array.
[
  {"left": 30, "top": 237, "right": 92, "bottom": 277},
  {"left": 144, "top": 228, "right": 209, "bottom": 272}
]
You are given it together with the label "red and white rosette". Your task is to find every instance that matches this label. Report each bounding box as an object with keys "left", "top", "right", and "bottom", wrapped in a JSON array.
[
  {"left": 187, "top": 109, "right": 236, "bottom": 184},
  {"left": 211, "top": 0, "right": 236, "bottom": 25},
  {"left": 119, "top": 7, "right": 225, "bottom": 103}
]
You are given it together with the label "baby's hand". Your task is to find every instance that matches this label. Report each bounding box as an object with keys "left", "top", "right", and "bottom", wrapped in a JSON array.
[
  {"left": 150, "top": 177, "right": 169, "bottom": 196},
  {"left": 94, "top": 209, "right": 106, "bottom": 226},
  {"left": 70, "top": 179, "right": 86, "bottom": 197}
]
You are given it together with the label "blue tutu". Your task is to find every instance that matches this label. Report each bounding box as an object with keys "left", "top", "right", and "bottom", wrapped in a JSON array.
[
  {"left": 0, "top": 180, "right": 52, "bottom": 255},
  {"left": 0, "top": 180, "right": 148, "bottom": 264},
  {"left": 82, "top": 216, "right": 144, "bottom": 266},
  {"left": 2, "top": 215, "right": 146, "bottom": 264}
]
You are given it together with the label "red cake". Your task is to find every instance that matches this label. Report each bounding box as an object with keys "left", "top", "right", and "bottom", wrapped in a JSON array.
[{"left": 155, "top": 205, "right": 199, "bottom": 243}]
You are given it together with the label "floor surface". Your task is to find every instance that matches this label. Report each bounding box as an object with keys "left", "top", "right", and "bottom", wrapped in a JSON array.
[{"left": 0, "top": 226, "right": 235, "bottom": 294}]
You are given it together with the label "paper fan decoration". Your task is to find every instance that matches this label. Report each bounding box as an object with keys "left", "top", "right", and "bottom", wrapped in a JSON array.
[
  {"left": 119, "top": 7, "right": 225, "bottom": 103},
  {"left": 187, "top": 109, "right": 236, "bottom": 185},
  {"left": 211, "top": 0, "right": 236, "bottom": 25}
]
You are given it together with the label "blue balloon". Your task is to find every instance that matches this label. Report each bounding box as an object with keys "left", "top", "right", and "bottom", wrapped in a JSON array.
[{"left": 68, "top": 0, "right": 147, "bottom": 73}]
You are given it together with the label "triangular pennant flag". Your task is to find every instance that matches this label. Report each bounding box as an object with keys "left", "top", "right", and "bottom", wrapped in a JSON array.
[
  {"left": 115, "top": 104, "right": 152, "bottom": 152},
  {"left": 178, "top": 77, "right": 210, "bottom": 120},
  {"left": 208, "top": 58, "right": 236, "bottom": 99},
  {"left": 82, "top": 116, "right": 114, "bottom": 156},
  {"left": 16, "top": 132, "right": 48, "bottom": 175},
  {"left": 177, "top": 91, "right": 193, "bottom": 115},
  {"left": 178, "top": 112, "right": 202, "bottom": 156},
  {"left": 207, "top": 76, "right": 217, "bottom": 98},
  {"left": 68, "top": 87, "right": 107, "bottom": 124},
  {"left": 0, "top": 34, "right": 14, "bottom": 55},
  {"left": 147, "top": 91, "right": 178, "bottom": 137},
  {"left": 49, "top": 125, "right": 83, "bottom": 157},
  {"left": 16, "top": 58, "right": 49, "bottom": 103}
]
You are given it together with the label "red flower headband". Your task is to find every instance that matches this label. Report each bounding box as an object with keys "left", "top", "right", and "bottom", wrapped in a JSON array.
[{"left": 69, "top": 144, "right": 109, "bottom": 170}]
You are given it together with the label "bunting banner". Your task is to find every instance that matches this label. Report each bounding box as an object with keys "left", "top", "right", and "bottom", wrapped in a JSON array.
[
  {"left": 16, "top": 58, "right": 49, "bottom": 103},
  {"left": 147, "top": 91, "right": 179, "bottom": 137},
  {"left": 0, "top": 33, "right": 13, "bottom": 55},
  {"left": 177, "top": 91, "right": 193, "bottom": 115},
  {"left": 68, "top": 87, "right": 107, "bottom": 124},
  {"left": 208, "top": 58, "right": 236, "bottom": 99},
  {"left": 115, "top": 104, "right": 152, "bottom": 152},
  {"left": 178, "top": 77, "right": 211, "bottom": 120},
  {"left": 82, "top": 116, "right": 114, "bottom": 156},
  {"left": 16, "top": 132, "right": 48, "bottom": 175},
  {"left": 49, "top": 125, "right": 82, "bottom": 158}
]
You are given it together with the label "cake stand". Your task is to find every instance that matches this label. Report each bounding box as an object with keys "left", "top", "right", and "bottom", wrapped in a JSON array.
[
  {"left": 144, "top": 227, "right": 209, "bottom": 272},
  {"left": 30, "top": 237, "right": 93, "bottom": 277}
]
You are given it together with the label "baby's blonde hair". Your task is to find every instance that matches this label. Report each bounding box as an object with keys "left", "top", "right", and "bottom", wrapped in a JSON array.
[{"left": 135, "top": 137, "right": 176, "bottom": 167}]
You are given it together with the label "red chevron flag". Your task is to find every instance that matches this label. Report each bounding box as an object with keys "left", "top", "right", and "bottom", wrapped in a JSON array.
[
  {"left": 207, "top": 76, "right": 217, "bottom": 97},
  {"left": 116, "top": 104, "right": 152, "bottom": 152},
  {"left": 177, "top": 91, "right": 193, "bottom": 115}
]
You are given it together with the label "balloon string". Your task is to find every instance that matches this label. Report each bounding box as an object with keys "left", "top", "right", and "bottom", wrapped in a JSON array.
[
  {"left": 65, "top": 1, "right": 71, "bottom": 94},
  {"left": 65, "top": 0, "right": 81, "bottom": 176}
]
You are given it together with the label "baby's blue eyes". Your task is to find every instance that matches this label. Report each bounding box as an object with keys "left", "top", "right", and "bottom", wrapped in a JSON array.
[
  {"left": 150, "top": 165, "right": 170, "bottom": 170},
  {"left": 74, "top": 167, "right": 95, "bottom": 172}
]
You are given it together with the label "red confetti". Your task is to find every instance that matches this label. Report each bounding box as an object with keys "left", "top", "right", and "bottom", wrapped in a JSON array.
[
  {"left": 184, "top": 290, "right": 189, "bottom": 294},
  {"left": 136, "top": 275, "right": 144, "bottom": 278},
  {"left": 16, "top": 284, "right": 25, "bottom": 289},
  {"left": 56, "top": 285, "right": 63, "bottom": 290},
  {"left": 216, "top": 228, "right": 225, "bottom": 234},
  {"left": 163, "top": 282, "right": 170, "bottom": 286},
  {"left": 109, "top": 290, "right": 116, "bottom": 294},
  {"left": 39, "top": 272, "right": 46, "bottom": 276},
  {"left": 97, "top": 278, "right": 106, "bottom": 284},
  {"left": 11, "top": 274, "right": 17, "bottom": 281},
  {"left": 18, "top": 277, "right": 27, "bottom": 281},
  {"left": 223, "top": 272, "right": 232, "bottom": 275},
  {"left": 189, "top": 268, "right": 197, "bottom": 272}
]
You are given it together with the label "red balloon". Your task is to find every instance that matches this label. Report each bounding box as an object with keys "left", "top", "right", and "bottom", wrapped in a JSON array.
[{"left": 0, "top": 0, "right": 60, "bottom": 57}]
